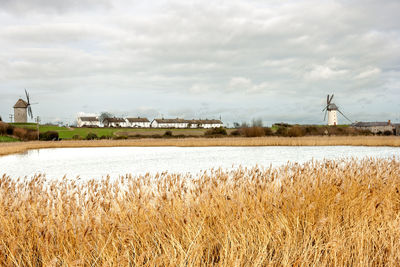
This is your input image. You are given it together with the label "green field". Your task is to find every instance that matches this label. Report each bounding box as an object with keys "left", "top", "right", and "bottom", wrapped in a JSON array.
[
  {"left": 0, "top": 136, "right": 19, "bottom": 142},
  {"left": 10, "top": 123, "right": 232, "bottom": 139}
]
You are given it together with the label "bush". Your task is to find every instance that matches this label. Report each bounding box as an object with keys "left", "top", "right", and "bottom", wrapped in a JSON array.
[
  {"left": 112, "top": 135, "right": 128, "bottom": 140},
  {"left": 86, "top": 132, "right": 98, "bottom": 140},
  {"left": 72, "top": 135, "right": 81, "bottom": 140},
  {"left": 304, "top": 126, "right": 321, "bottom": 136},
  {"left": 276, "top": 127, "right": 288, "bottom": 137},
  {"left": 164, "top": 131, "right": 173, "bottom": 137},
  {"left": 205, "top": 127, "right": 227, "bottom": 136},
  {"left": 264, "top": 127, "right": 273, "bottom": 136},
  {"left": 40, "top": 131, "right": 59, "bottom": 141},
  {"left": 25, "top": 130, "right": 39, "bottom": 141},
  {"left": 99, "top": 135, "right": 110, "bottom": 140},
  {"left": 0, "top": 122, "right": 11, "bottom": 135},
  {"left": 383, "top": 130, "right": 393, "bottom": 136},
  {"left": 13, "top": 128, "right": 28, "bottom": 140},
  {"left": 242, "top": 126, "right": 265, "bottom": 137},
  {"left": 288, "top": 126, "right": 305, "bottom": 137},
  {"left": 230, "top": 130, "right": 241, "bottom": 136}
]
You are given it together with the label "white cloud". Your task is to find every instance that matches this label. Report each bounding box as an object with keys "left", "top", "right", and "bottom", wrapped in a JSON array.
[
  {"left": 305, "top": 65, "right": 349, "bottom": 80},
  {"left": 355, "top": 67, "right": 381, "bottom": 80}
]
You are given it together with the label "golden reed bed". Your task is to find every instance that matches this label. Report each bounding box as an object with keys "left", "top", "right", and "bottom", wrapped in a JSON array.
[
  {"left": 0, "top": 158, "right": 399, "bottom": 265},
  {"left": 0, "top": 136, "right": 399, "bottom": 156}
]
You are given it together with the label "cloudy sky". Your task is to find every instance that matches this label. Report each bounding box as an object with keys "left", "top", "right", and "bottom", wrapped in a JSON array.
[{"left": 0, "top": 0, "right": 399, "bottom": 126}]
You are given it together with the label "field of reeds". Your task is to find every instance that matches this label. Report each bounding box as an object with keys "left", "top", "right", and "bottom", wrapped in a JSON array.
[
  {"left": 1, "top": 158, "right": 400, "bottom": 265},
  {"left": 0, "top": 136, "right": 399, "bottom": 156}
]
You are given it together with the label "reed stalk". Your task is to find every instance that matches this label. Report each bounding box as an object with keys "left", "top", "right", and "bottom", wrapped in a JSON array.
[{"left": 0, "top": 158, "right": 399, "bottom": 265}]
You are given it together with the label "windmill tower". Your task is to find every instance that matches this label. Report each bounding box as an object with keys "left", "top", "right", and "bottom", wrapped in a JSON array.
[
  {"left": 13, "top": 89, "right": 36, "bottom": 123},
  {"left": 322, "top": 94, "right": 351, "bottom": 126}
]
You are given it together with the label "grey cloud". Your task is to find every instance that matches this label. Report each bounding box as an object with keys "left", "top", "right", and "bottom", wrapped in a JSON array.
[
  {"left": 0, "top": 0, "right": 399, "bottom": 124},
  {"left": 0, "top": 0, "right": 112, "bottom": 14}
]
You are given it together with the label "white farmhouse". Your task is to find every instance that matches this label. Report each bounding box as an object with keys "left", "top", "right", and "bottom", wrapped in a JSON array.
[
  {"left": 151, "top": 118, "right": 188, "bottom": 128},
  {"left": 126, "top": 117, "right": 150, "bottom": 128},
  {"left": 77, "top": 116, "right": 100, "bottom": 127},
  {"left": 188, "top": 119, "right": 223, "bottom": 128},
  {"left": 103, "top": 117, "right": 127, "bottom": 127}
]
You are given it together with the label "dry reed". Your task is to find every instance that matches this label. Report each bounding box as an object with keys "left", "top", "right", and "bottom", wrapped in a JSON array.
[
  {"left": 1, "top": 158, "right": 400, "bottom": 266},
  {"left": 0, "top": 136, "right": 399, "bottom": 156}
]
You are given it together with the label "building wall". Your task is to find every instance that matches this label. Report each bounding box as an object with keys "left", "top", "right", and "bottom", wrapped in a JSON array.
[
  {"left": 151, "top": 121, "right": 188, "bottom": 128},
  {"left": 358, "top": 125, "right": 394, "bottom": 134},
  {"left": 328, "top": 110, "right": 338, "bottom": 126},
  {"left": 77, "top": 119, "right": 100, "bottom": 127},
  {"left": 14, "top": 108, "right": 27, "bottom": 123},
  {"left": 202, "top": 123, "right": 223, "bottom": 128},
  {"left": 127, "top": 122, "right": 150, "bottom": 128}
]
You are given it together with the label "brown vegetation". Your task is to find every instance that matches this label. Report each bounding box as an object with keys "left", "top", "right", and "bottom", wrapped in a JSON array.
[
  {"left": 0, "top": 158, "right": 400, "bottom": 265},
  {"left": 236, "top": 125, "right": 373, "bottom": 138},
  {"left": 0, "top": 121, "right": 38, "bottom": 141},
  {"left": 0, "top": 136, "right": 399, "bottom": 156}
]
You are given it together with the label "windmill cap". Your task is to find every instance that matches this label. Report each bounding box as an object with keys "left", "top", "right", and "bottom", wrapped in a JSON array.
[
  {"left": 13, "top": 99, "right": 29, "bottom": 108},
  {"left": 327, "top": 103, "right": 338, "bottom": 110}
]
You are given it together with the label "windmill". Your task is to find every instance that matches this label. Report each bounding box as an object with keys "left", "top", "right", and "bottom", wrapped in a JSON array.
[
  {"left": 322, "top": 94, "right": 351, "bottom": 126},
  {"left": 13, "top": 89, "right": 38, "bottom": 123}
]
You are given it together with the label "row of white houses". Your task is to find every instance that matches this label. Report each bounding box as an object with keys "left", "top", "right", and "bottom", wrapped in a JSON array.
[{"left": 77, "top": 117, "right": 223, "bottom": 128}]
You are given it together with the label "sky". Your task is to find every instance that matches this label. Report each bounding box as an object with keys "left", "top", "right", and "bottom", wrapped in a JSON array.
[{"left": 0, "top": 0, "right": 399, "bottom": 126}]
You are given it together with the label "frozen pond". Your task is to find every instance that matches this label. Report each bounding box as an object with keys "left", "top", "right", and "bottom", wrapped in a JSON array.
[{"left": 0, "top": 146, "right": 399, "bottom": 179}]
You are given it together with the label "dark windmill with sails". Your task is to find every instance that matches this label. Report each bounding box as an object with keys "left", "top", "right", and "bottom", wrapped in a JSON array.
[{"left": 13, "top": 89, "right": 37, "bottom": 123}]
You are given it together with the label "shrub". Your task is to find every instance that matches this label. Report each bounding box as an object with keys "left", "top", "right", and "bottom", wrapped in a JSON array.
[
  {"left": 264, "top": 127, "right": 273, "bottom": 136},
  {"left": 230, "top": 130, "right": 241, "bottom": 136},
  {"left": 72, "top": 135, "right": 81, "bottom": 140},
  {"left": 288, "top": 126, "right": 305, "bottom": 137},
  {"left": 40, "top": 131, "right": 59, "bottom": 141},
  {"left": 242, "top": 126, "right": 265, "bottom": 137},
  {"left": 164, "top": 131, "right": 173, "bottom": 137},
  {"left": 205, "top": 127, "right": 227, "bottom": 136},
  {"left": 25, "top": 130, "right": 39, "bottom": 141},
  {"left": 0, "top": 122, "right": 11, "bottom": 135},
  {"left": 276, "top": 127, "right": 288, "bottom": 137},
  {"left": 383, "top": 130, "right": 393, "bottom": 136},
  {"left": 13, "top": 128, "right": 28, "bottom": 140},
  {"left": 86, "top": 132, "right": 98, "bottom": 140},
  {"left": 99, "top": 135, "right": 110, "bottom": 140},
  {"left": 304, "top": 126, "right": 321, "bottom": 136},
  {"left": 112, "top": 135, "right": 128, "bottom": 140}
]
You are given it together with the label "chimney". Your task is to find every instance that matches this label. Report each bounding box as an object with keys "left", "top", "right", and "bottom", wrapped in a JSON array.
[{"left": 388, "top": 120, "right": 391, "bottom": 125}]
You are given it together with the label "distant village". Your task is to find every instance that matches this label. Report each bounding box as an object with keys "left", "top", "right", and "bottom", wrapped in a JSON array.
[
  {"left": 77, "top": 116, "right": 224, "bottom": 129},
  {"left": 4, "top": 95, "right": 400, "bottom": 135}
]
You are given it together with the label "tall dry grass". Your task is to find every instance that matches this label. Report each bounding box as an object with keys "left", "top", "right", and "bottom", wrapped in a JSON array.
[
  {"left": 1, "top": 158, "right": 400, "bottom": 265},
  {"left": 0, "top": 136, "right": 399, "bottom": 156}
]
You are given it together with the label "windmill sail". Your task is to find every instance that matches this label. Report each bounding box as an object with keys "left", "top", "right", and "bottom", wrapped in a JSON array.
[
  {"left": 322, "top": 93, "right": 352, "bottom": 124},
  {"left": 24, "top": 89, "right": 36, "bottom": 119}
]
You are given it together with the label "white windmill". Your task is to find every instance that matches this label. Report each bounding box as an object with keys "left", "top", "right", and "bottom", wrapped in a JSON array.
[{"left": 322, "top": 94, "right": 351, "bottom": 126}]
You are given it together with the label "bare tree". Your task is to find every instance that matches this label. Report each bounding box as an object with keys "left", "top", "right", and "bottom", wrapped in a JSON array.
[
  {"left": 251, "top": 118, "right": 263, "bottom": 127},
  {"left": 99, "top": 112, "right": 114, "bottom": 123}
]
